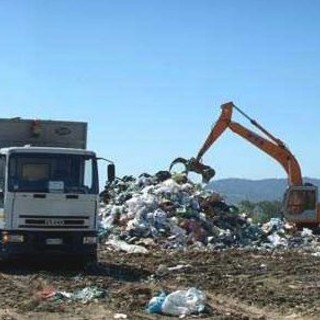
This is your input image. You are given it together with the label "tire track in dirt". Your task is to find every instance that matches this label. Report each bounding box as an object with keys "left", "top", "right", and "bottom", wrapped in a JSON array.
[{"left": 207, "top": 293, "right": 318, "bottom": 320}]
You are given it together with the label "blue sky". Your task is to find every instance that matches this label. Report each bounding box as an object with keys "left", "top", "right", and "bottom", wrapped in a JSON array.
[{"left": 0, "top": 0, "right": 319, "bottom": 182}]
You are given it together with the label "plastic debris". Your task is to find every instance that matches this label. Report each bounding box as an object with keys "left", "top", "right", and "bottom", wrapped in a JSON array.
[
  {"left": 146, "top": 291, "right": 167, "bottom": 314},
  {"left": 72, "top": 286, "right": 106, "bottom": 303},
  {"left": 98, "top": 171, "right": 320, "bottom": 254},
  {"left": 36, "top": 287, "right": 57, "bottom": 300},
  {"left": 105, "top": 239, "right": 149, "bottom": 254},
  {"left": 267, "top": 232, "right": 288, "bottom": 248},
  {"left": 161, "top": 287, "right": 206, "bottom": 317},
  {"left": 301, "top": 228, "right": 313, "bottom": 237},
  {"left": 114, "top": 314, "right": 128, "bottom": 319},
  {"left": 39, "top": 286, "right": 106, "bottom": 303},
  {"left": 168, "top": 264, "right": 192, "bottom": 272}
]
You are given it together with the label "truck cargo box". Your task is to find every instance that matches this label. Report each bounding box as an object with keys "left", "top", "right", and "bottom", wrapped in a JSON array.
[{"left": 0, "top": 118, "right": 87, "bottom": 149}]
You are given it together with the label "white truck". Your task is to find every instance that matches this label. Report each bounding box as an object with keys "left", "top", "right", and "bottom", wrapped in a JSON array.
[{"left": 0, "top": 118, "right": 115, "bottom": 263}]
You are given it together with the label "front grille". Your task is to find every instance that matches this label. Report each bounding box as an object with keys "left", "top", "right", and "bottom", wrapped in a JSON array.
[{"left": 18, "top": 215, "right": 90, "bottom": 229}]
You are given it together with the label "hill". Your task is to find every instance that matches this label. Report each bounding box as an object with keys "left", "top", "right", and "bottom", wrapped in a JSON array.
[{"left": 208, "top": 178, "right": 320, "bottom": 204}]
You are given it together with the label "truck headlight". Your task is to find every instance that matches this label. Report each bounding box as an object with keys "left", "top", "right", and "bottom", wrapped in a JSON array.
[
  {"left": 2, "top": 233, "right": 24, "bottom": 243},
  {"left": 83, "top": 236, "right": 97, "bottom": 244}
]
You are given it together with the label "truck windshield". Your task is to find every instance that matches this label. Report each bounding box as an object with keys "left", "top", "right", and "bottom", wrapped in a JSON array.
[{"left": 8, "top": 153, "right": 98, "bottom": 194}]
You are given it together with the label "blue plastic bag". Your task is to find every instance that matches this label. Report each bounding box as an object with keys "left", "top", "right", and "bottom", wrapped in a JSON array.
[{"left": 146, "top": 291, "right": 166, "bottom": 314}]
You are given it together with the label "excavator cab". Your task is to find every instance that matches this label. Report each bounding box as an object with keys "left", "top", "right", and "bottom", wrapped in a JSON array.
[{"left": 283, "top": 185, "right": 319, "bottom": 224}]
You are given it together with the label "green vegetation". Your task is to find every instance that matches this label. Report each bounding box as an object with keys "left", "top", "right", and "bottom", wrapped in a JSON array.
[{"left": 238, "top": 200, "right": 282, "bottom": 224}]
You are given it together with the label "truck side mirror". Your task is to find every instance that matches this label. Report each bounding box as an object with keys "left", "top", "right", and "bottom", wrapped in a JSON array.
[{"left": 107, "top": 164, "right": 115, "bottom": 182}]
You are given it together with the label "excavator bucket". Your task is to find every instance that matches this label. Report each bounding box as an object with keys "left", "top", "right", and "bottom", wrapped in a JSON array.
[
  {"left": 169, "top": 157, "right": 215, "bottom": 183},
  {"left": 169, "top": 157, "right": 189, "bottom": 172}
]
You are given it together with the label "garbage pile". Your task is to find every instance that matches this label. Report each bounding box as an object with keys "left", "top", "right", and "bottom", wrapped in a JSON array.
[{"left": 98, "top": 171, "right": 320, "bottom": 252}]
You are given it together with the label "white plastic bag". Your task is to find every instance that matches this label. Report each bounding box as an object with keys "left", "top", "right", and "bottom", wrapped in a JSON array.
[
  {"left": 161, "top": 287, "right": 206, "bottom": 317},
  {"left": 106, "top": 239, "right": 149, "bottom": 254}
]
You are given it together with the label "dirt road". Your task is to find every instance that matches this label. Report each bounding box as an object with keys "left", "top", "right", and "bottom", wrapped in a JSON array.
[{"left": 0, "top": 249, "right": 319, "bottom": 320}]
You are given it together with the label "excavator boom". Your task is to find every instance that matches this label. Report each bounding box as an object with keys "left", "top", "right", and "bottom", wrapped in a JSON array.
[
  {"left": 196, "top": 103, "right": 233, "bottom": 161},
  {"left": 171, "top": 102, "right": 302, "bottom": 185},
  {"left": 196, "top": 102, "right": 302, "bottom": 186},
  {"left": 169, "top": 101, "right": 320, "bottom": 225}
]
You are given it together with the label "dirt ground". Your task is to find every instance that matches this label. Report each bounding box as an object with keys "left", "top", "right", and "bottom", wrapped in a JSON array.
[{"left": 0, "top": 248, "right": 319, "bottom": 320}]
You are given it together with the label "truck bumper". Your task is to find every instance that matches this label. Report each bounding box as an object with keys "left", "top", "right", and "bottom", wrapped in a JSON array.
[{"left": 0, "top": 230, "right": 97, "bottom": 260}]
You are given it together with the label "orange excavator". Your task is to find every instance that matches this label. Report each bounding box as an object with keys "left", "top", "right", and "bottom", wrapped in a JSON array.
[{"left": 170, "top": 102, "right": 320, "bottom": 226}]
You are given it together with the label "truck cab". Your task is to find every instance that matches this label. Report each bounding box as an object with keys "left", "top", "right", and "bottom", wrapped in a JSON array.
[{"left": 0, "top": 118, "right": 114, "bottom": 262}]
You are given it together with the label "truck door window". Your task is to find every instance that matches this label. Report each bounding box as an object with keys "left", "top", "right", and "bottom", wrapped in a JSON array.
[{"left": 83, "top": 158, "right": 93, "bottom": 191}]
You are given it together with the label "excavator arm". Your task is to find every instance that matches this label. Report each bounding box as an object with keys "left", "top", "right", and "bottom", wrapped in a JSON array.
[
  {"left": 195, "top": 102, "right": 232, "bottom": 161},
  {"left": 170, "top": 102, "right": 302, "bottom": 185},
  {"left": 196, "top": 102, "right": 303, "bottom": 186},
  {"left": 169, "top": 101, "right": 320, "bottom": 225}
]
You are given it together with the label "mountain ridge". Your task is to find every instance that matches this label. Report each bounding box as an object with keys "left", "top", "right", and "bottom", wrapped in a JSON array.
[{"left": 208, "top": 177, "right": 320, "bottom": 204}]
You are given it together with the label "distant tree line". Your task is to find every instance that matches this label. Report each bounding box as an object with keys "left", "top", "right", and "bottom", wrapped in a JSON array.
[{"left": 237, "top": 200, "right": 282, "bottom": 224}]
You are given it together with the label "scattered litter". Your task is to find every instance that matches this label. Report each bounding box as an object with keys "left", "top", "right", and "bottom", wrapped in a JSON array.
[
  {"left": 147, "top": 287, "right": 206, "bottom": 317},
  {"left": 106, "top": 239, "right": 149, "bottom": 254},
  {"left": 301, "top": 228, "right": 313, "bottom": 237},
  {"left": 146, "top": 290, "right": 166, "bottom": 314},
  {"left": 114, "top": 313, "right": 128, "bottom": 319},
  {"left": 161, "top": 287, "right": 206, "bottom": 317},
  {"left": 72, "top": 286, "right": 106, "bottom": 303},
  {"left": 168, "top": 264, "right": 192, "bottom": 272},
  {"left": 267, "top": 233, "right": 287, "bottom": 248},
  {"left": 37, "top": 286, "right": 106, "bottom": 304},
  {"left": 36, "top": 287, "right": 56, "bottom": 300}
]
